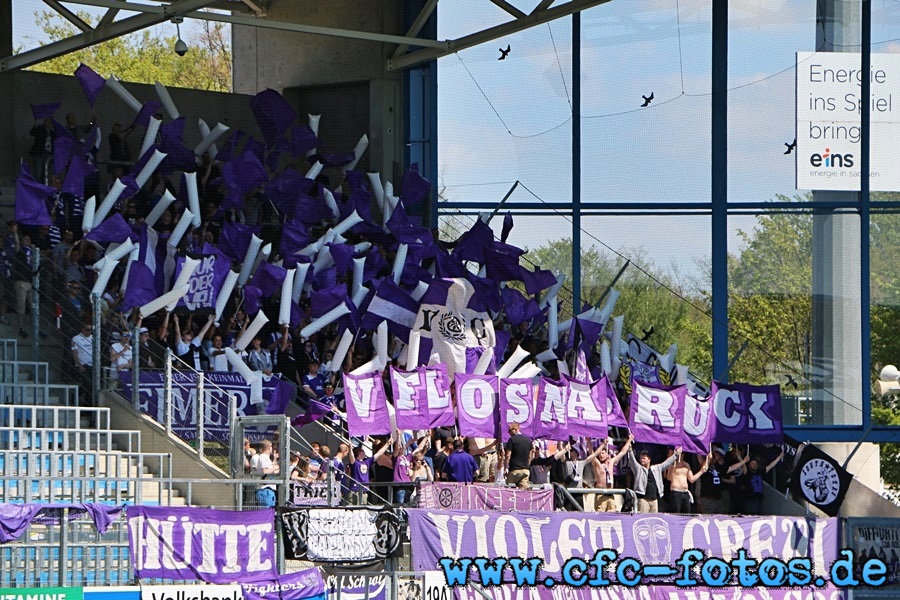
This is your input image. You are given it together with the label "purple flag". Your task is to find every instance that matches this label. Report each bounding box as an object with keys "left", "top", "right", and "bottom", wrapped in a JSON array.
[
  {"left": 399, "top": 163, "right": 430, "bottom": 207},
  {"left": 62, "top": 152, "right": 93, "bottom": 197},
  {"left": 563, "top": 375, "right": 609, "bottom": 439},
  {"left": 216, "top": 130, "right": 246, "bottom": 163},
  {"left": 629, "top": 380, "right": 686, "bottom": 447},
  {"left": 465, "top": 346, "right": 496, "bottom": 375},
  {"left": 326, "top": 242, "right": 354, "bottom": 276},
  {"left": 177, "top": 247, "right": 233, "bottom": 311},
  {"left": 280, "top": 219, "right": 309, "bottom": 257},
  {"left": 292, "top": 398, "right": 331, "bottom": 428},
  {"left": 14, "top": 162, "right": 54, "bottom": 226},
  {"left": 519, "top": 266, "right": 557, "bottom": 295},
  {"left": 52, "top": 120, "right": 78, "bottom": 174},
  {"left": 390, "top": 365, "right": 455, "bottom": 430},
  {"left": 500, "top": 287, "right": 542, "bottom": 327},
  {"left": 243, "top": 284, "right": 264, "bottom": 315},
  {"left": 455, "top": 374, "right": 499, "bottom": 438},
  {"left": 119, "top": 225, "right": 160, "bottom": 313},
  {"left": 710, "top": 381, "right": 783, "bottom": 444},
  {"left": 498, "top": 377, "right": 536, "bottom": 442},
  {"left": 251, "top": 262, "right": 287, "bottom": 297},
  {"left": 343, "top": 371, "right": 391, "bottom": 436},
  {"left": 360, "top": 278, "right": 419, "bottom": 341},
  {"left": 533, "top": 377, "right": 567, "bottom": 440},
  {"left": 452, "top": 219, "right": 493, "bottom": 264},
  {"left": 84, "top": 213, "right": 136, "bottom": 244},
  {"left": 222, "top": 149, "right": 267, "bottom": 209},
  {"left": 682, "top": 392, "right": 715, "bottom": 455},
  {"left": 31, "top": 102, "right": 60, "bottom": 120},
  {"left": 242, "top": 567, "right": 326, "bottom": 600},
  {"left": 132, "top": 101, "right": 163, "bottom": 129},
  {"left": 219, "top": 221, "right": 261, "bottom": 262},
  {"left": 278, "top": 124, "right": 318, "bottom": 157},
  {"left": 598, "top": 375, "right": 628, "bottom": 427},
  {"left": 127, "top": 505, "right": 277, "bottom": 583},
  {"left": 74, "top": 64, "right": 106, "bottom": 107},
  {"left": 251, "top": 89, "right": 297, "bottom": 146},
  {"left": 501, "top": 212, "right": 513, "bottom": 243}
]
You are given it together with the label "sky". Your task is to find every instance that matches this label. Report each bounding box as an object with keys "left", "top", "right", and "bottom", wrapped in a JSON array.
[{"left": 435, "top": 0, "right": 900, "bottom": 290}]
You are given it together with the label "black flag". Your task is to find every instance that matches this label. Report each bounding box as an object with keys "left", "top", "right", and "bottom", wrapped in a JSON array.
[{"left": 789, "top": 442, "right": 853, "bottom": 517}]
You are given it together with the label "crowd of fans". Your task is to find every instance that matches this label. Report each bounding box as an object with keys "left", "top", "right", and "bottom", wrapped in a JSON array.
[{"left": 5, "top": 106, "right": 791, "bottom": 518}]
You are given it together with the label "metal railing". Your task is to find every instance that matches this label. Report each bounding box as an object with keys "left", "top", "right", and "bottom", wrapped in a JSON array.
[
  {"left": 0, "top": 381, "right": 80, "bottom": 406},
  {"left": 0, "top": 404, "right": 110, "bottom": 430},
  {"left": 0, "top": 360, "right": 50, "bottom": 384},
  {"left": 0, "top": 450, "right": 172, "bottom": 505}
]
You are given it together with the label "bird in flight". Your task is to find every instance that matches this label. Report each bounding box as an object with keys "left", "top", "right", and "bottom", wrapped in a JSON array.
[
  {"left": 784, "top": 139, "right": 797, "bottom": 155},
  {"left": 641, "top": 93, "right": 654, "bottom": 107},
  {"left": 499, "top": 45, "right": 511, "bottom": 60},
  {"left": 641, "top": 326, "right": 654, "bottom": 341},
  {"left": 784, "top": 373, "right": 799, "bottom": 389}
]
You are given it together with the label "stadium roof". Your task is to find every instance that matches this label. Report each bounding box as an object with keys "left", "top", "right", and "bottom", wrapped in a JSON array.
[{"left": 1, "top": 0, "right": 612, "bottom": 73}]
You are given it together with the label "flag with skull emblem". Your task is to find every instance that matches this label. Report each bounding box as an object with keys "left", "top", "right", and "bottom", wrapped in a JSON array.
[
  {"left": 413, "top": 278, "right": 495, "bottom": 378},
  {"left": 789, "top": 442, "right": 852, "bottom": 517}
]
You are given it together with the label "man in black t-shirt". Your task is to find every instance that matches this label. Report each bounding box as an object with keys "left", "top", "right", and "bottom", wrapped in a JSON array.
[
  {"left": 505, "top": 423, "right": 534, "bottom": 489},
  {"left": 431, "top": 443, "right": 451, "bottom": 482}
]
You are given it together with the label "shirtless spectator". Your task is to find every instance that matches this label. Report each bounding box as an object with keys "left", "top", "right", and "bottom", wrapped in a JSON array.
[
  {"left": 469, "top": 436, "right": 499, "bottom": 483},
  {"left": 591, "top": 438, "right": 630, "bottom": 512},
  {"left": 666, "top": 450, "right": 709, "bottom": 514}
]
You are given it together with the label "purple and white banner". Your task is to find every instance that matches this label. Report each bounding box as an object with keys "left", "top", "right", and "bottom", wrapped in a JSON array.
[
  {"left": 455, "top": 374, "right": 499, "bottom": 438},
  {"left": 326, "top": 575, "right": 388, "bottom": 600},
  {"left": 629, "top": 380, "right": 686, "bottom": 447},
  {"left": 241, "top": 567, "right": 326, "bottom": 600},
  {"left": 175, "top": 247, "right": 233, "bottom": 311},
  {"left": 344, "top": 371, "right": 781, "bottom": 448},
  {"left": 120, "top": 371, "right": 293, "bottom": 442},
  {"left": 127, "top": 506, "right": 277, "bottom": 583},
  {"left": 562, "top": 375, "right": 608, "bottom": 440},
  {"left": 390, "top": 365, "right": 455, "bottom": 430},
  {"left": 499, "top": 377, "right": 536, "bottom": 441},
  {"left": 711, "top": 381, "right": 783, "bottom": 444},
  {"left": 408, "top": 510, "right": 839, "bottom": 583},
  {"left": 453, "top": 585, "right": 843, "bottom": 600},
  {"left": 343, "top": 371, "right": 392, "bottom": 436},
  {"left": 417, "top": 482, "right": 553, "bottom": 512}
]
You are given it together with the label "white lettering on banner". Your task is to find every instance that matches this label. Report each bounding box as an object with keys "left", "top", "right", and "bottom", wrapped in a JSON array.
[
  {"left": 713, "top": 388, "right": 742, "bottom": 428},
  {"left": 749, "top": 392, "right": 775, "bottom": 430},
  {"left": 140, "top": 585, "right": 242, "bottom": 600},
  {"left": 503, "top": 382, "right": 532, "bottom": 424},
  {"left": 424, "top": 368, "right": 451, "bottom": 410},
  {"left": 306, "top": 509, "right": 377, "bottom": 562},
  {"left": 347, "top": 377, "right": 377, "bottom": 419},
  {"left": 425, "top": 513, "right": 831, "bottom": 580},
  {"left": 682, "top": 395, "right": 711, "bottom": 436},
  {"left": 128, "top": 515, "right": 273, "bottom": 577},
  {"left": 392, "top": 371, "right": 418, "bottom": 412},
  {"left": 566, "top": 382, "right": 603, "bottom": 423},
  {"left": 183, "top": 254, "right": 219, "bottom": 310},
  {"left": 458, "top": 378, "right": 495, "bottom": 420},
  {"left": 635, "top": 387, "right": 675, "bottom": 428},
  {"left": 538, "top": 383, "right": 566, "bottom": 426}
]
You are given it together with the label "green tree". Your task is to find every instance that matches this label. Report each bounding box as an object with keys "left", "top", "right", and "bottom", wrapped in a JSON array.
[
  {"left": 23, "top": 11, "right": 231, "bottom": 92},
  {"left": 525, "top": 238, "right": 713, "bottom": 382}
]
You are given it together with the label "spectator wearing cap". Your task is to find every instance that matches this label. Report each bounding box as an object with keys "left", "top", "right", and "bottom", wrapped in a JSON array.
[
  {"left": 110, "top": 330, "right": 133, "bottom": 371},
  {"left": 136, "top": 326, "right": 157, "bottom": 369},
  {"left": 321, "top": 382, "right": 345, "bottom": 429},
  {"left": 301, "top": 358, "right": 326, "bottom": 404}
]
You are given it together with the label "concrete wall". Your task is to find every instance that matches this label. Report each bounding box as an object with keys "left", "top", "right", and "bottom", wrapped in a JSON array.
[
  {"left": 4, "top": 70, "right": 259, "bottom": 192},
  {"left": 233, "top": 0, "right": 405, "bottom": 184}
]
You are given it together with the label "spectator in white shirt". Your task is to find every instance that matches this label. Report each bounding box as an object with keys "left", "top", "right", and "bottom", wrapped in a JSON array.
[{"left": 109, "top": 331, "right": 133, "bottom": 370}]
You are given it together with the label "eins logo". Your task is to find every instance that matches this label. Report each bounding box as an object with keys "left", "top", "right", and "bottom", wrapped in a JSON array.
[{"left": 810, "top": 147, "right": 854, "bottom": 168}]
